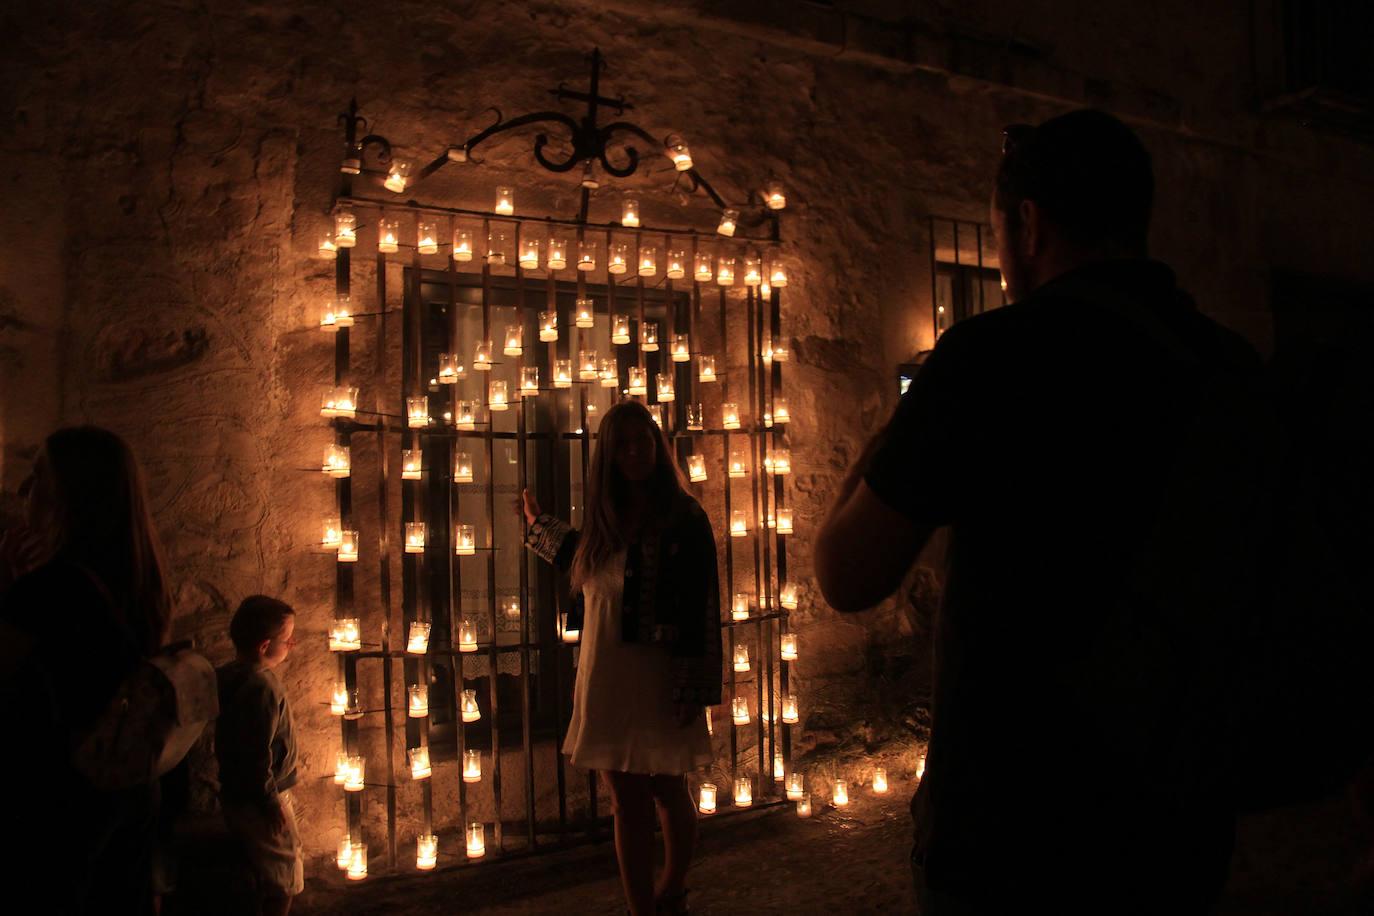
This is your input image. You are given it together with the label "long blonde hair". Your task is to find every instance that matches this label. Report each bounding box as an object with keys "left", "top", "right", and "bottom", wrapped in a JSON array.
[
  {"left": 571, "top": 400, "right": 689, "bottom": 589},
  {"left": 44, "top": 426, "right": 172, "bottom": 653}
]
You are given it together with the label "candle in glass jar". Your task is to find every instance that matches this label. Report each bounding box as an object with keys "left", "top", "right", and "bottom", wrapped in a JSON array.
[
  {"left": 627, "top": 366, "right": 647, "bottom": 397},
  {"left": 775, "top": 753, "right": 786, "bottom": 782},
  {"left": 780, "top": 581, "right": 799, "bottom": 610},
  {"left": 773, "top": 449, "right": 793, "bottom": 475},
  {"left": 384, "top": 161, "right": 410, "bottom": 193},
  {"left": 466, "top": 822, "right": 486, "bottom": 859},
  {"left": 765, "top": 180, "right": 787, "bottom": 210},
  {"left": 733, "top": 644, "right": 750, "bottom": 672},
  {"left": 503, "top": 324, "right": 523, "bottom": 356},
  {"left": 347, "top": 842, "right": 368, "bottom": 880},
  {"left": 670, "top": 334, "right": 690, "bottom": 362},
  {"left": 611, "top": 314, "right": 631, "bottom": 345},
  {"left": 686, "top": 403, "right": 703, "bottom": 430},
  {"left": 559, "top": 611, "right": 580, "bottom": 644},
  {"left": 796, "top": 796, "right": 812, "bottom": 817},
  {"left": 338, "top": 530, "right": 359, "bottom": 563},
  {"left": 344, "top": 755, "right": 365, "bottom": 792},
  {"left": 667, "top": 250, "right": 685, "bottom": 279},
  {"left": 732, "top": 696, "right": 750, "bottom": 726},
  {"left": 330, "top": 682, "right": 350, "bottom": 716},
  {"left": 728, "top": 450, "right": 747, "bottom": 478},
  {"left": 717, "top": 208, "right": 738, "bottom": 237},
  {"left": 453, "top": 228, "right": 473, "bottom": 261},
  {"left": 734, "top": 777, "right": 753, "bottom": 808},
  {"left": 408, "top": 684, "right": 428, "bottom": 718},
  {"left": 716, "top": 257, "right": 736, "bottom": 285},
  {"left": 337, "top": 835, "right": 353, "bottom": 870},
  {"left": 486, "top": 233, "right": 507, "bottom": 265},
  {"left": 786, "top": 772, "right": 805, "bottom": 801},
  {"left": 547, "top": 237, "right": 567, "bottom": 270},
  {"left": 539, "top": 310, "right": 558, "bottom": 342},
  {"left": 321, "top": 386, "right": 359, "bottom": 419},
  {"left": 575, "top": 299, "right": 595, "bottom": 328},
  {"left": 438, "top": 352, "right": 463, "bottom": 383},
  {"left": 698, "top": 782, "right": 717, "bottom": 814},
  {"left": 638, "top": 246, "right": 657, "bottom": 277},
  {"left": 459, "top": 619, "right": 478, "bottom": 652},
  {"left": 454, "top": 524, "right": 475, "bottom": 555},
  {"left": 409, "top": 745, "right": 432, "bottom": 780},
  {"left": 577, "top": 240, "right": 596, "bottom": 271},
  {"left": 461, "top": 688, "right": 480, "bottom": 722},
  {"left": 456, "top": 401, "right": 478, "bottom": 430},
  {"left": 519, "top": 367, "right": 540, "bottom": 397},
  {"left": 665, "top": 134, "right": 693, "bottom": 170},
  {"left": 463, "top": 749, "right": 482, "bottom": 783},
  {"left": 732, "top": 593, "right": 750, "bottom": 621},
  {"left": 401, "top": 448, "right": 422, "bottom": 481},
  {"left": 319, "top": 231, "right": 338, "bottom": 259},
  {"left": 323, "top": 444, "right": 351, "bottom": 478},
  {"left": 608, "top": 243, "right": 628, "bottom": 275},
  {"left": 833, "top": 778, "right": 849, "bottom": 807},
  {"left": 404, "top": 522, "right": 425, "bottom": 554},
  {"left": 417, "top": 221, "right": 438, "bottom": 255},
  {"left": 722, "top": 403, "right": 740, "bottom": 429},
  {"left": 656, "top": 373, "right": 674, "bottom": 402},
  {"left": 453, "top": 452, "right": 474, "bottom": 484},
  {"left": 329, "top": 618, "right": 361, "bottom": 652},
  {"left": 579, "top": 349, "right": 599, "bottom": 380},
  {"left": 321, "top": 516, "right": 343, "bottom": 549},
  {"left": 320, "top": 296, "right": 353, "bottom": 331},
  {"left": 698, "top": 355, "right": 717, "bottom": 383},
  {"left": 777, "top": 509, "right": 794, "bottom": 535},
  {"left": 916, "top": 752, "right": 927, "bottom": 781},
  {"left": 488, "top": 380, "right": 509, "bottom": 411},
  {"left": 416, "top": 833, "right": 438, "bottom": 870},
  {"left": 781, "top": 631, "right": 799, "bottom": 661},
  {"left": 769, "top": 262, "right": 789, "bottom": 288},
  {"left": 687, "top": 454, "right": 707, "bottom": 483},
  {"left": 694, "top": 251, "right": 714, "bottom": 282},
  {"left": 407, "top": 397, "right": 430, "bottom": 428},
  {"left": 641, "top": 321, "right": 659, "bottom": 351},
  {"left": 554, "top": 359, "right": 573, "bottom": 389},
  {"left": 621, "top": 198, "right": 639, "bottom": 227},
  {"left": 406, "top": 621, "right": 431, "bottom": 654},
  {"left": 494, "top": 186, "right": 514, "bottom": 216},
  {"left": 473, "top": 339, "right": 493, "bottom": 371},
  {"left": 519, "top": 237, "right": 540, "bottom": 270},
  {"left": 774, "top": 398, "right": 790, "bottom": 425},
  {"left": 377, "top": 218, "right": 400, "bottom": 253},
  {"left": 334, "top": 752, "right": 351, "bottom": 786},
  {"left": 335, "top": 209, "right": 357, "bottom": 248},
  {"left": 743, "top": 257, "right": 762, "bottom": 286},
  {"left": 782, "top": 694, "right": 800, "bottom": 724},
  {"left": 598, "top": 359, "right": 618, "bottom": 388},
  {"left": 873, "top": 767, "right": 889, "bottom": 794},
  {"left": 730, "top": 509, "right": 749, "bottom": 538}
]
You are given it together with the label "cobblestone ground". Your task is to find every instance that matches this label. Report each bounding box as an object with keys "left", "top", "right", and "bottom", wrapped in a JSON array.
[{"left": 296, "top": 782, "right": 918, "bottom": 916}]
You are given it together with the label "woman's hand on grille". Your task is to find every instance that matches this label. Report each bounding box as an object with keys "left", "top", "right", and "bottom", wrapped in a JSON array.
[{"left": 519, "top": 488, "right": 541, "bottom": 528}]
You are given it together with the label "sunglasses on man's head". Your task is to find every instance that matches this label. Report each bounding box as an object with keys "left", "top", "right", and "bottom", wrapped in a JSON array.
[{"left": 1002, "top": 123, "right": 1034, "bottom": 155}]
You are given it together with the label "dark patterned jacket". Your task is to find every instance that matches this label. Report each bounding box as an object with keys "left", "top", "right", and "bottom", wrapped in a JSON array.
[{"left": 525, "top": 493, "right": 722, "bottom": 706}]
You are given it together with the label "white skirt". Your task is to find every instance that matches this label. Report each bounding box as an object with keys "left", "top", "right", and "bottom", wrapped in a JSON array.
[{"left": 562, "top": 550, "right": 713, "bottom": 775}]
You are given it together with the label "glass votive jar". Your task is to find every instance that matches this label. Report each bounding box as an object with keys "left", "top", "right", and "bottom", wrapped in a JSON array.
[
  {"left": 453, "top": 452, "right": 474, "bottom": 483},
  {"left": 598, "top": 358, "right": 618, "bottom": 388},
  {"left": 416, "top": 833, "right": 438, "bottom": 870},
  {"left": 455, "top": 524, "right": 476, "bottom": 555},
  {"left": 488, "top": 380, "right": 509, "bottom": 411},
  {"left": 782, "top": 694, "right": 800, "bottom": 724},
  {"left": 518, "top": 236, "right": 540, "bottom": 270},
  {"left": 686, "top": 403, "right": 703, "bottom": 430},
  {"left": 401, "top": 448, "right": 422, "bottom": 481},
  {"left": 473, "top": 339, "right": 493, "bottom": 371},
  {"left": 539, "top": 310, "right": 558, "bottom": 342},
  {"left": 519, "top": 366, "right": 540, "bottom": 397},
  {"left": 408, "top": 683, "right": 429, "bottom": 718},
  {"left": 323, "top": 444, "right": 351, "bottom": 478},
  {"left": 732, "top": 696, "right": 750, "bottom": 725},
  {"left": 732, "top": 593, "right": 750, "bottom": 620},
  {"left": 687, "top": 454, "right": 706, "bottom": 482},
  {"left": 336, "top": 834, "right": 353, "bottom": 869},
  {"left": 321, "top": 386, "right": 359, "bottom": 419},
  {"left": 347, "top": 842, "right": 368, "bottom": 880},
  {"left": 579, "top": 349, "right": 599, "bottom": 380},
  {"left": 460, "top": 688, "right": 481, "bottom": 722},
  {"left": 698, "top": 355, "right": 717, "bottom": 383},
  {"left": 452, "top": 228, "right": 473, "bottom": 261},
  {"left": 577, "top": 240, "right": 596, "bottom": 271},
  {"left": 796, "top": 796, "right": 812, "bottom": 817},
  {"left": 575, "top": 299, "right": 595, "bottom": 328},
  {"left": 638, "top": 246, "right": 657, "bottom": 277},
  {"left": 406, "top": 621, "right": 431, "bottom": 654},
  {"left": 777, "top": 508, "right": 794, "bottom": 535},
  {"left": 743, "top": 256, "right": 762, "bottom": 286},
  {"left": 669, "top": 334, "right": 690, "bottom": 362},
  {"left": 621, "top": 197, "right": 640, "bottom": 227},
  {"left": 404, "top": 522, "right": 426, "bottom": 554},
  {"left": 335, "top": 209, "right": 357, "bottom": 247},
  {"left": 611, "top": 314, "right": 631, "bottom": 345},
  {"left": 728, "top": 449, "right": 747, "bottom": 478},
  {"left": 407, "top": 396, "right": 430, "bottom": 428},
  {"left": 384, "top": 161, "right": 410, "bottom": 193},
  {"left": 554, "top": 359, "right": 573, "bottom": 389},
  {"left": 873, "top": 767, "right": 889, "bottom": 794},
  {"left": 503, "top": 324, "right": 523, "bottom": 356},
  {"left": 547, "top": 237, "right": 567, "bottom": 270},
  {"left": 717, "top": 208, "right": 738, "bottom": 237},
  {"left": 486, "top": 232, "right": 507, "bottom": 266},
  {"left": 641, "top": 322, "right": 659, "bottom": 351},
  {"left": 666, "top": 250, "right": 686, "bottom": 279},
  {"left": 734, "top": 776, "right": 753, "bottom": 808},
  {"left": 694, "top": 251, "right": 713, "bottom": 282},
  {"left": 459, "top": 619, "right": 478, "bottom": 652},
  {"left": 463, "top": 749, "right": 482, "bottom": 783},
  {"left": 437, "top": 352, "right": 463, "bottom": 383},
  {"left": 627, "top": 366, "right": 647, "bottom": 396},
  {"left": 466, "top": 822, "right": 486, "bottom": 859},
  {"left": 765, "top": 180, "right": 787, "bottom": 210},
  {"left": 722, "top": 402, "right": 740, "bottom": 429},
  {"left": 417, "top": 221, "right": 438, "bottom": 254},
  {"left": 833, "top": 778, "right": 849, "bottom": 807},
  {"left": 698, "top": 782, "right": 717, "bottom": 814},
  {"left": 733, "top": 644, "right": 750, "bottom": 672},
  {"left": 409, "top": 745, "right": 432, "bottom": 780},
  {"left": 716, "top": 256, "right": 736, "bottom": 285},
  {"left": 786, "top": 772, "right": 805, "bottom": 801},
  {"left": 774, "top": 398, "right": 790, "bottom": 424},
  {"left": 344, "top": 755, "right": 365, "bottom": 792},
  {"left": 656, "top": 373, "right": 675, "bottom": 402},
  {"left": 338, "top": 529, "right": 359, "bottom": 563},
  {"left": 455, "top": 400, "right": 478, "bottom": 430},
  {"left": 494, "top": 186, "right": 514, "bottom": 216},
  {"left": 329, "top": 617, "right": 361, "bottom": 652},
  {"left": 781, "top": 631, "right": 799, "bottom": 660},
  {"left": 608, "top": 243, "right": 628, "bottom": 275},
  {"left": 318, "top": 231, "right": 337, "bottom": 259},
  {"left": 377, "top": 218, "right": 400, "bottom": 253},
  {"left": 769, "top": 262, "right": 789, "bottom": 288}
]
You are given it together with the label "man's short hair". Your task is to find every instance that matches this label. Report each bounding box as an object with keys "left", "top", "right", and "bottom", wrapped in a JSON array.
[
  {"left": 229, "top": 595, "right": 295, "bottom": 653},
  {"left": 996, "top": 109, "right": 1154, "bottom": 253}
]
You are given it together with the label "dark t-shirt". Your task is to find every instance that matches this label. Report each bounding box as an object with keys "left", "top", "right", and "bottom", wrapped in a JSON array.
[{"left": 866, "top": 260, "right": 1259, "bottom": 905}]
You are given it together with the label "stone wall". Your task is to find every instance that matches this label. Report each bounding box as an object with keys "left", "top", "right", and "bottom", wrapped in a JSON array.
[{"left": 4, "top": 0, "right": 1373, "bottom": 869}]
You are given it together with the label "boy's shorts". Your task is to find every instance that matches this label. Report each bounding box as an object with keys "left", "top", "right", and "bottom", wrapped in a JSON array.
[{"left": 223, "top": 790, "right": 304, "bottom": 896}]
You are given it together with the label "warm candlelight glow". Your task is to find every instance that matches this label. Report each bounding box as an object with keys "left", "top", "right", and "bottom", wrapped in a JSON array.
[
  {"left": 916, "top": 752, "right": 927, "bottom": 781},
  {"left": 494, "top": 186, "right": 514, "bottom": 216},
  {"left": 417, "top": 221, "right": 438, "bottom": 254},
  {"left": 780, "top": 582, "right": 799, "bottom": 611},
  {"left": 577, "top": 240, "right": 596, "bottom": 271},
  {"left": 454, "top": 524, "right": 476, "bottom": 555},
  {"left": 503, "top": 324, "right": 523, "bottom": 356},
  {"left": 773, "top": 344, "right": 790, "bottom": 362},
  {"left": 775, "top": 753, "right": 786, "bottom": 782},
  {"left": 733, "top": 644, "right": 750, "bottom": 672},
  {"left": 796, "top": 796, "right": 812, "bottom": 817},
  {"left": 320, "top": 295, "right": 353, "bottom": 332},
  {"left": 384, "top": 161, "right": 410, "bottom": 193},
  {"left": 771, "top": 449, "right": 792, "bottom": 475},
  {"left": 337, "top": 835, "right": 353, "bottom": 870},
  {"left": 656, "top": 373, "right": 674, "bottom": 402},
  {"left": 782, "top": 694, "right": 800, "bottom": 724},
  {"left": 456, "top": 400, "right": 478, "bottom": 430},
  {"left": 732, "top": 593, "right": 750, "bottom": 620},
  {"left": 461, "top": 688, "right": 480, "bottom": 722},
  {"left": 575, "top": 299, "right": 595, "bottom": 328},
  {"left": 769, "top": 262, "right": 789, "bottom": 288},
  {"left": 339, "top": 529, "right": 359, "bottom": 563},
  {"left": 728, "top": 449, "right": 747, "bottom": 478},
  {"left": 578, "top": 349, "right": 599, "bottom": 380},
  {"left": 554, "top": 359, "right": 573, "bottom": 389},
  {"left": 438, "top": 352, "right": 463, "bottom": 383},
  {"left": 774, "top": 398, "right": 790, "bottom": 424},
  {"left": 343, "top": 755, "right": 365, "bottom": 792},
  {"left": 698, "top": 782, "right": 717, "bottom": 814},
  {"left": 777, "top": 508, "right": 794, "bottom": 535},
  {"left": 732, "top": 696, "right": 750, "bottom": 726},
  {"left": 641, "top": 321, "right": 659, "bottom": 351},
  {"left": 787, "top": 772, "right": 805, "bottom": 801},
  {"left": 329, "top": 618, "right": 361, "bottom": 652},
  {"left": 686, "top": 403, "right": 703, "bottom": 430},
  {"left": 406, "top": 622, "right": 431, "bottom": 655},
  {"left": 503, "top": 596, "right": 521, "bottom": 621},
  {"left": 598, "top": 358, "right": 618, "bottom": 388},
  {"left": 717, "top": 208, "right": 738, "bottom": 237},
  {"left": 743, "top": 256, "right": 762, "bottom": 286},
  {"left": 408, "top": 684, "right": 428, "bottom": 718},
  {"left": 627, "top": 366, "right": 647, "bottom": 397},
  {"left": 466, "top": 822, "right": 486, "bottom": 859},
  {"left": 537, "top": 310, "right": 558, "bottom": 343},
  {"left": 730, "top": 511, "right": 749, "bottom": 539},
  {"left": 765, "top": 180, "right": 787, "bottom": 210},
  {"left": 698, "top": 355, "right": 716, "bottom": 383},
  {"left": 488, "top": 380, "right": 509, "bottom": 411},
  {"left": 833, "top": 778, "right": 849, "bottom": 807},
  {"left": 694, "top": 251, "right": 714, "bottom": 282},
  {"left": 559, "top": 611, "right": 580, "bottom": 643},
  {"left": 638, "top": 246, "right": 657, "bottom": 277},
  {"left": 459, "top": 619, "right": 478, "bottom": 652},
  {"left": 404, "top": 521, "right": 426, "bottom": 554},
  {"left": 401, "top": 448, "right": 422, "bottom": 481},
  {"left": 520, "top": 366, "right": 540, "bottom": 397},
  {"left": 722, "top": 402, "right": 740, "bottom": 429},
  {"left": 416, "top": 834, "right": 438, "bottom": 870},
  {"left": 334, "top": 752, "right": 351, "bottom": 786},
  {"left": 410, "top": 745, "right": 432, "bottom": 780},
  {"left": 377, "top": 217, "right": 400, "bottom": 253},
  {"left": 486, "top": 232, "right": 507, "bottom": 265},
  {"left": 621, "top": 198, "right": 640, "bottom": 227},
  {"left": 407, "top": 396, "right": 430, "bottom": 428},
  {"left": 608, "top": 243, "right": 628, "bottom": 275},
  {"left": 781, "top": 631, "right": 799, "bottom": 660},
  {"left": 734, "top": 777, "right": 753, "bottom": 808},
  {"left": 687, "top": 454, "right": 707, "bottom": 482},
  {"left": 321, "top": 386, "right": 359, "bottom": 419},
  {"left": 716, "top": 256, "right": 736, "bottom": 285},
  {"left": 670, "top": 334, "right": 690, "bottom": 362},
  {"left": 665, "top": 134, "right": 693, "bottom": 171},
  {"left": 519, "top": 237, "right": 541, "bottom": 270},
  {"left": 463, "top": 749, "right": 482, "bottom": 783},
  {"left": 453, "top": 228, "right": 473, "bottom": 261},
  {"left": 473, "top": 339, "right": 493, "bottom": 371},
  {"left": 323, "top": 444, "right": 351, "bottom": 478},
  {"left": 452, "top": 451, "right": 474, "bottom": 484},
  {"left": 611, "top": 314, "right": 631, "bottom": 345},
  {"left": 330, "top": 682, "right": 351, "bottom": 716},
  {"left": 319, "top": 231, "right": 337, "bottom": 259},
  {"left": 873, "top": 767, "right": 889, "bottom": 794},
  {"left": 347, "top": 843, "right": 368, "bottom": 880},
  {"left": 667, "top": 249, "right": 686, "bottom": 279},
  {"left": 547, "top": 237, "right": 567, "bottom": 270},
  {"left": 335, "top": 209, "right": 357, "bottom": 247},
  {"left": 321, "top": 516, "right": 343, "bottom": 549}
]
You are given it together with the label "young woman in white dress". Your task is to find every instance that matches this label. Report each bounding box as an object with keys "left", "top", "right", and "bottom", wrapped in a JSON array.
[{"left": 521, "top": 399, "right": 721, "bottom": 916}]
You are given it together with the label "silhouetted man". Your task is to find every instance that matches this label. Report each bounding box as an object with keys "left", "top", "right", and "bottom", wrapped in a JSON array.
[{"left": 816, "top": 110, "right": 1262, "bottom": 914}]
